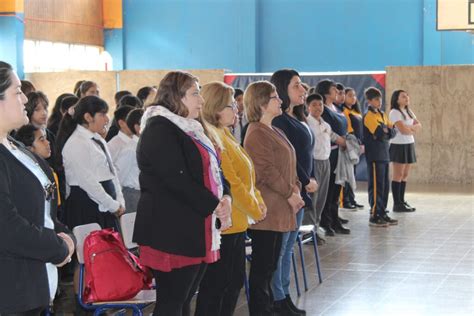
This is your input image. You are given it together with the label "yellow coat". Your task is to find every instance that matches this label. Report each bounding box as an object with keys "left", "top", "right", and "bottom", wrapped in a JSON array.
[{"left": 217, "top": 128, "right": 265, "bottom": 234}]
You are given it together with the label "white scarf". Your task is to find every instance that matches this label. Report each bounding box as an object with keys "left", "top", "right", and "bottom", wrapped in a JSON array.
[{"left": 141, "top": 105, "right": 223, "bottom": 250}]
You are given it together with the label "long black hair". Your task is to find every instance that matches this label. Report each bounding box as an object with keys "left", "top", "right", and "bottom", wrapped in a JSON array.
[
  {"left": 390, "top": 90, "right": 414, "bottom": 120},
  {"left": 270, "top": 68, "right": 300, "bottom": 113},
  {"left": 0, "top": 61, "right": 13, "bottom": 100},
  {"left": 56, "top": 96, "right": 108, "bottom": 167},
  {"left": 344, "top": 87, "right": 361, "bottom": 114},
  {"left": 315, "top": 79, "right": 337, "bottom": 104},
  {"left": 47, "top": 93, "right": 75, "bottom": 132}
]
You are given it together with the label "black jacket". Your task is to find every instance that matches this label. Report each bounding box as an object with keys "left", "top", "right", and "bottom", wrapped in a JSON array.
[
  {"left": 0, "top": 141, "right": 71, "bottom": 313},
  {"left": 133, "top": 116, "right": 230, "bottom": 257}
]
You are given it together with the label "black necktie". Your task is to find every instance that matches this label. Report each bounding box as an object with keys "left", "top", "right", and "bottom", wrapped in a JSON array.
[{"left": 91, "top": 138, "right": 115, "bottom": 175}]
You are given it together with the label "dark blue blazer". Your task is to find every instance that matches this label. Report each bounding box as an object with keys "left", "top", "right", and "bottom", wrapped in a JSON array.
[
  {"left": 0, "top": 141, "right": 70, "bottom": 313},
  {"left": 322, "top": 105, "right": 348, "bottom": 145},
  {"left": 272, "top": 112, "right": 314, "bottom": 207}
]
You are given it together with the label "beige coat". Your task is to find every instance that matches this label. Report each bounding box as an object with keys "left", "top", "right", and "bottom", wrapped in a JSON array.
[{"left": 244, "top": 122, "right": 300, "bottom": 232}]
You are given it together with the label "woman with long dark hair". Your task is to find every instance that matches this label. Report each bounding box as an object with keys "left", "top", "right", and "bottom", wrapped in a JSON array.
[
  {"left": 270, "top": 69, "right": 317, "bottom": 315},
  {"left": 389, "top": 90, "right": 421, "bottom": 212},
  {"left": 0, "top": 61, "right": 74, "bottom": 315}
]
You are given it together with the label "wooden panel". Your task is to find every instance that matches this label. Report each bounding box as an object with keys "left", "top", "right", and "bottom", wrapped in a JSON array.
[
  {"left": 25, "top": 71, "right": 117, "bottom": 113},
  {"left": 119, "top": 69, "right": 225, "bottom": 98},
  {"left": 24, "top": 0, "right": 103, "bottom": 46},
  {"left": 386, "top": 65, "right": 474, "bottom": 184},
  {"left": 24, "top": 69, "right": 225, "bottom": 116}
]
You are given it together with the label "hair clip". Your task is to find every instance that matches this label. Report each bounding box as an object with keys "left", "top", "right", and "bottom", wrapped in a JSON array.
[{"left": 67, "top": 106, "right": 76, "bottom": 116}]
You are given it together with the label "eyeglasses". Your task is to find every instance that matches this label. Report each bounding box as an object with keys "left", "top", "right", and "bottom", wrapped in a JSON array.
[{"left": 225, "top": 101, "right": 238, "bottom": 111}]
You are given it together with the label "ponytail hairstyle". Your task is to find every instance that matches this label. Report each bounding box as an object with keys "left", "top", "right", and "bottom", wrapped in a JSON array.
[
  {"left": 79, "top": 81, "right": 98, "bottom": 98},
  {"left": 344, "top": 87, "right": 361, "bottom": 114},
  {"left": 47, "top": 93, "right": 75, "bottom": 131},
  {"left": 315, "top": 79, "right": 337, "bottom": 104},
  {"left": 56, "top": 95, "right": 108, "bottom": 168},
  {"left": 390, "top": 90, "right": 414, "bottom": 120}
]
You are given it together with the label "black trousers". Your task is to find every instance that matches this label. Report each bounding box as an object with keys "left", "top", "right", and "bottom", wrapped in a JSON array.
[
  {"left": 367, "top": 161, "right": 390, "bottom": 218},
  {"left": 152, "top": 263, "right": 207, "bottom": 316},
  {"left": 342, "top": 165, "right": 358, "bottom": 205},
  {"left": 0, "top": 306, "right": 45, "bottom": 316},
  {"left": 247, "top": 229, "right": 283, "bottom": 316},
  {"left": 320, "top": 149, "right": 342, "bottom": 229},
  {"left": 195, "top": 232, "right": 246, "bottom": 316}
]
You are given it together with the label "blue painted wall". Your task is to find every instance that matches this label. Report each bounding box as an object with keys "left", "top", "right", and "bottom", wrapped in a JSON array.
[
  {"left": 123, "top": 0, "right": 257, "bottom": 71},
  {"left": 0, "top": 14, "right": 24, "bottom": 77}
]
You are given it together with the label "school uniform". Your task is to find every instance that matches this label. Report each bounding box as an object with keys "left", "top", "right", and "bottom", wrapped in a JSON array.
[
  {"left": 389, "top": 108, "right": 417, "bottom": 163},
  {"left": 62, "top": 125, "right": 125, "bottom": 231},
  {"left": 304, "top": 115, "right": 338, "bottom": 230},
  {"left": 363, "top": 106, "right": 396, "bottom": 220},
  {"left": 108, "top": 131, "right": 140, "bottom": 213},
  {"left": 0, "top": 140, "right": 71, "bottom": 314},
  {"left": 320, "top": 104, "right": 348, "bottom": 232},
  {"left": 341, "top": 105, "right": 363, "bottom": 207}
]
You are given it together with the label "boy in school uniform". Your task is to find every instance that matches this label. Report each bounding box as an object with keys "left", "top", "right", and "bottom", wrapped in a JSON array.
[
  {"left": 304, "top": 93, "right": 347, "bottom": 244},
  {"left": 363, "top": 87, "right": 398, "bottom": 227}
]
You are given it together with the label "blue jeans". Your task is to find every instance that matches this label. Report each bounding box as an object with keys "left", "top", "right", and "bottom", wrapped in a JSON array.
[{"left": 271, "top": 208, "right": 304, "bottom": 301}]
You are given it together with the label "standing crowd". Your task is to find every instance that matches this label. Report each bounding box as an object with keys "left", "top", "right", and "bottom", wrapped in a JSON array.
[{"left": 0, "top": 61, "right": 420, "bottom": 316}]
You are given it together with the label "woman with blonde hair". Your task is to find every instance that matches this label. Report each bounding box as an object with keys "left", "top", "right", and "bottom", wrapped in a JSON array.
[
  {"left": 243, "top": 81, "right": 304, "bottom": 316},
  {"left": 134, "top": 71, "right": 232, "bottom": 316},
  {"left": 195, "top": 81, "right": 266, "bottom": 316}
]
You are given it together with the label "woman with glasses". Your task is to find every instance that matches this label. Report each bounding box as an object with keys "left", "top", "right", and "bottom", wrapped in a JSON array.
[
  {"left": 243, "top": 81, "right": 304, "bottom": 316},
  {"left": 133, "top": 72, "right": 232, "bottom": 316},
  {"left": 195, "top": 82, "right": 266, "bottom": 316}
]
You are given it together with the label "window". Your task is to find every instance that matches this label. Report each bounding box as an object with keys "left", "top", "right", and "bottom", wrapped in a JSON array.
[{"left": 24, "top": 40, "right": 113, "bottom": 72}]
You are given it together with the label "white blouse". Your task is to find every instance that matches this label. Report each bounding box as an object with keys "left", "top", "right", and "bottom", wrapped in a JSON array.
[
  {"left": 108, "top": 131, "right": 140, "bottom": 190},
  {"left": 62, "top": 125, "right": 125, "bottom": 213}
]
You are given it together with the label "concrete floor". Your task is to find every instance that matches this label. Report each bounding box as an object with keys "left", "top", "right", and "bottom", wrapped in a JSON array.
[{"left": 57, "top": 183, "right": 474, "bottom": 316}]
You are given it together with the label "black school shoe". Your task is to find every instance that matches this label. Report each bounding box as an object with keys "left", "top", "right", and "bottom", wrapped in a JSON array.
[
  {"left": 404, "top": 201, "right": 416, "bottom": 211},
  {"left": 285, "top": 295, "right": 306, "bottom": 315},
  {"left": 369, "top": 216, "right": 389, "bottom": 227},
  {"left": 341, "top": 203, "right": 357, "bottom": 211},
  {"left": 393, "top": 203, "right": 415, "bottom": 213},
  {"left": 382, "top": 213, "right": 398, "bottom": 225},
  {"left": 353, "top": 202, "right": 364, "bottom": 209}
]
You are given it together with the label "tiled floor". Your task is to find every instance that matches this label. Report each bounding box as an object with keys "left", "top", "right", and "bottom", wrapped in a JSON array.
[
  {"left": 57, "top": 183, "right": 473, "bottom": 315},
  {"left": 231, "top": 183, "right": 474, "bottom": 316}
]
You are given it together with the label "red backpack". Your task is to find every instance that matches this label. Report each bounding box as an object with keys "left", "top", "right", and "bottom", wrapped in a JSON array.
[{"left": 83, "top": 228, "right": 152, "bottom": 303}]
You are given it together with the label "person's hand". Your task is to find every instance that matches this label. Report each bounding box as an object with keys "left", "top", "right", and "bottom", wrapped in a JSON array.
[
  {"left": 305, "top": 178, "right": 318, "bottom": 193},
  {"left": 56, "top": 232, "right": 75, "bottom": 267},
  {"left": 287, "top": 192, "right": 304, "bottom": 213},
  {"left": 335, "top": 136, "right": 346, "bottom": 149},
  {"left": 257, "top": 203, "right": 267, "bottom": 222},
  {"left": 215, "top": 196, "right": 232, "bottom": 230},
  {"left": 411, "top": 123, "right": 421, "bottom": 133},
  {"left": 360, "top": 145, "right": 365, "bottom": 155},
  {"left": 114, "top": 206, "right": 125, "bottom": 218}
]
